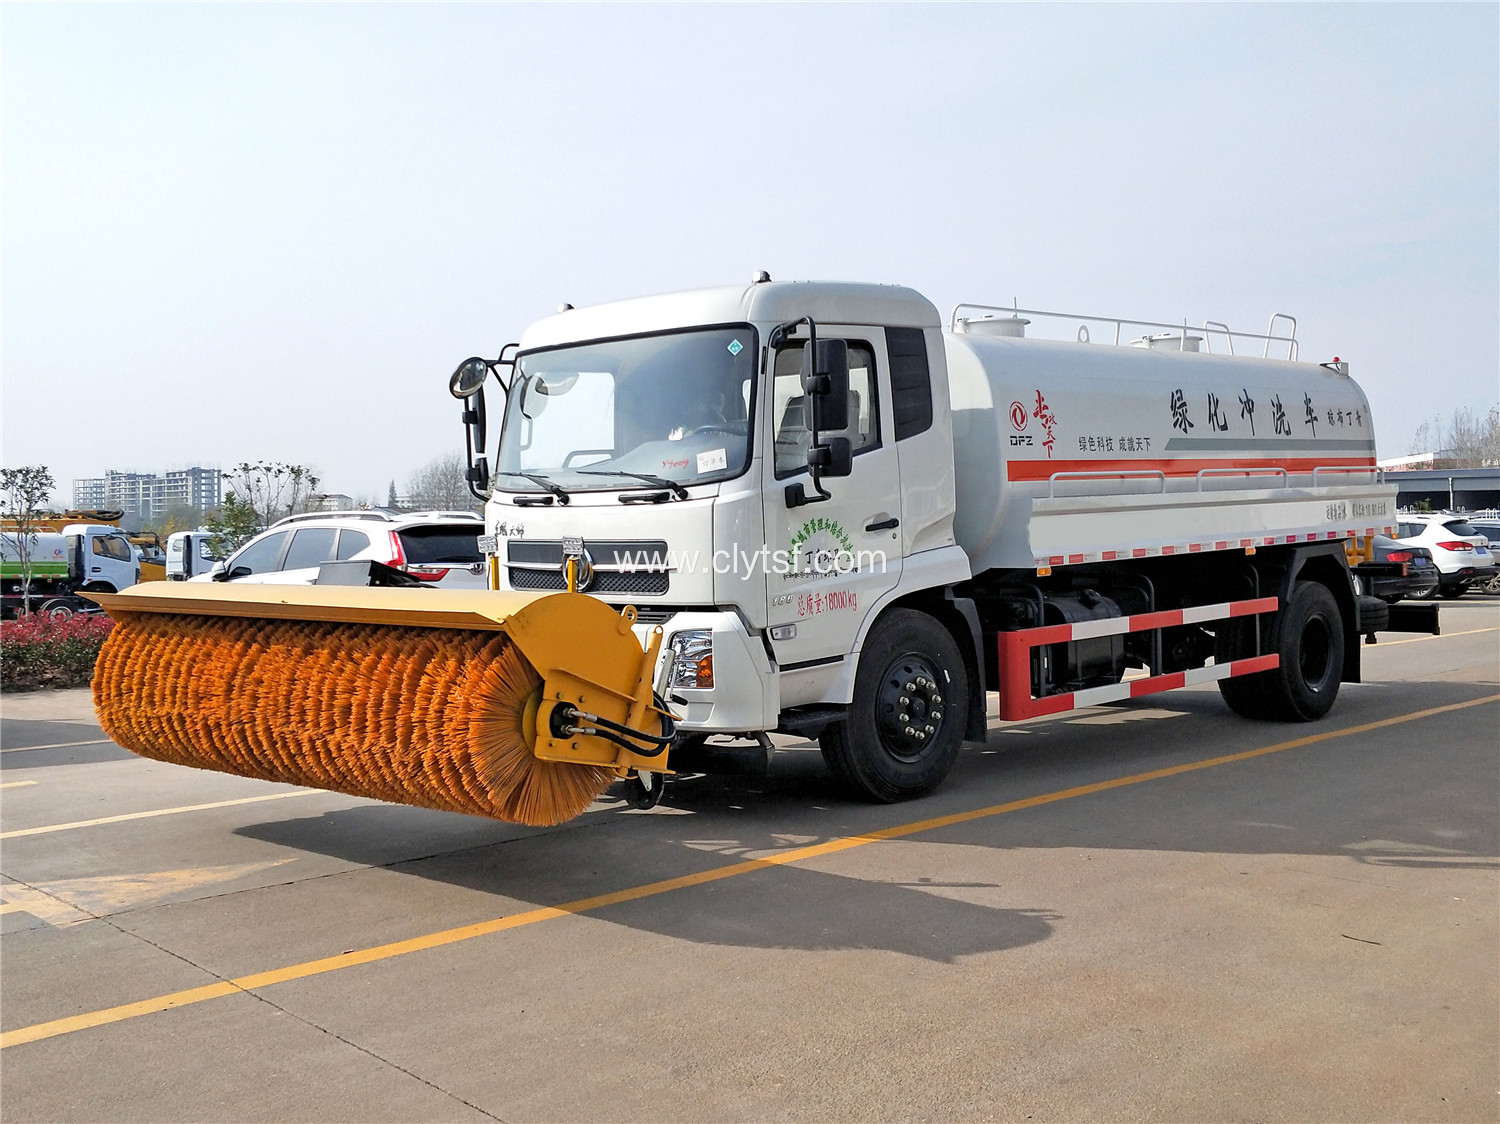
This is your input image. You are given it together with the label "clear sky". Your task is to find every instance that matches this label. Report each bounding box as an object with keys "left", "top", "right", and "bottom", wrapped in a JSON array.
[{"left": 5, "top": 3, "right": 1496, "bottom": 508}]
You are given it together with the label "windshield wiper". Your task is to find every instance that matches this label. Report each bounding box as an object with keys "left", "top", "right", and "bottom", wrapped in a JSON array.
[
  {"left": 577, "top": 470, "right": 689, "bottom": 501},
  {"left": 495, "top": 472, "right": 571, "bottom": 505}
]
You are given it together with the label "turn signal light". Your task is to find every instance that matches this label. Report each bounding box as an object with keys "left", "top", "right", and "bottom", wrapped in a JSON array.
[
  {"left": 1385, "top": 551, "right": 1413, "bottom": 563},
  {"left": 1436, "top": 541, "right": 1474, "bottom": 552}
]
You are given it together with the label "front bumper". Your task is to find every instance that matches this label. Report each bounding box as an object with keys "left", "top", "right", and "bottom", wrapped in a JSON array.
[{"left": 631, "top": 610, "right": 777, "bottom": 733}]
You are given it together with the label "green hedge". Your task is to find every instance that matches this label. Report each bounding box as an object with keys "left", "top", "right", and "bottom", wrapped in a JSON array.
[{"left": 0, "top": 613, "right": 114, "bottom": 691}]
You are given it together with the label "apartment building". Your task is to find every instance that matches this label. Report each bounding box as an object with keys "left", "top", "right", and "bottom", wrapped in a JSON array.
[{"left": 71, "top": 467, "right": 222, "bottom": 525}]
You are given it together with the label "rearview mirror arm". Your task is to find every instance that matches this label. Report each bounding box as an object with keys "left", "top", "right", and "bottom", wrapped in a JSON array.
[
  {"left": 774, "top": 317, "right": 837, "bottom": 509},
  {"left": 461, "top": 385, "right": 491, "bottom": 502}
]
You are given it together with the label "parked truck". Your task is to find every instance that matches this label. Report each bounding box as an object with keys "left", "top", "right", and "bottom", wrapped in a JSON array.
[
  {"left": 448, "top": 278, "right": 1413, "bottom": 801},
  {"left": 164, "top": 529, "right": 220, "bottom": 580},
  {"left": 1, "top": 523, "right": 141, "bottom": 618},
  {"left": 88, "top": 277, "right": 1420, "bottom": 827}
]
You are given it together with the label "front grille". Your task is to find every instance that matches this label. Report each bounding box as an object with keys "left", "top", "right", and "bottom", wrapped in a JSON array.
[
  {"left": 507, "top": 538, "right": 671, "bottom": 596},
  {"left": 508, "top": 540, "right": 669, "bottom": 567},
  {"left": 508, "top": 567, "right": 670, "bottom": 595}
]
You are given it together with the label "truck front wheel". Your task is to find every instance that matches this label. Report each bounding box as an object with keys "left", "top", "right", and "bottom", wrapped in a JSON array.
[
  {"left": 1219, "top": 581, "right": 1344, "bottom": 722},
  {"left": 820, "top": 610, "right": 967, "bottom": 802}
]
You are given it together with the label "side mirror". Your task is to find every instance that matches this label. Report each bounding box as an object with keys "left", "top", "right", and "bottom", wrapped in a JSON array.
[
  {"left": 807, "top": 436, "right": 852, "bottom": 478},
  {"left": 208, "top": 560, "right": 229, "bottom": 582},
  {"left": 449, "top": 358, "right": 490, "bottom": 399},
  {"left": 801, "top": 339, "right": 849, "bottom": 431}
]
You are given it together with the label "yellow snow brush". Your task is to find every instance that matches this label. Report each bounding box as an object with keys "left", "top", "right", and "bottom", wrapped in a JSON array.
[{"left": 89, "top": 583, "right": 676, "bottom": 826}]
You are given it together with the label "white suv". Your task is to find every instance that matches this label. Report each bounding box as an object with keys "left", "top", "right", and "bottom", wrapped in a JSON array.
[
  {"left": 193, "top": 511, "right": 486, "bottom": 588},
  {"left": 1393, "top": 514, "right": 1496, "bottom": 599}
]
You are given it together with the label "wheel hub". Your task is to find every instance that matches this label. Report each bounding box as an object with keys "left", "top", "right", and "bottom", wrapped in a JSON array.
[{"left": 877, "top": 655, "right": 946, "bottom": 761}]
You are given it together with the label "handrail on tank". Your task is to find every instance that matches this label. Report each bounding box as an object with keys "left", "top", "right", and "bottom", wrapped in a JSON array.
[
  {"left": 1311, "top": 465, "right": 1380, "bottom": 485},
  {"left": 1194, "top": 466, "right": 1289, "bottom": 490},
  {"left": 949, "top": 302, "right": 1300, "bottom": 361},
  {"left": 1047, "top": 469, "right": 1167, "bottom": 499},
  {"left": 1264, "top": 314, "right": 1299, "bottom": 361},
  {"left": 1202, "top": 320, "right": 1234, "bottom": 356}
]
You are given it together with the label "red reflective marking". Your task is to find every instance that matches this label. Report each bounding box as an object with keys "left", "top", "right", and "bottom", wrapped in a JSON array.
[
  {"left": 1230, "top": 654, "right": 1279, "bottom": 676},
  {"left": 1189, "top": 543, "right": 1204, "bottom": 552},
  {"left": 1006, "top": 456, "right": 1375, "bottom": 482},
  {"left": 1132, "top": 672, "right": 1185, "bottom": 696},
  {"left": 1230, "top": 596, "right": 1280, "bottom": 617},
  {"left": 1068, "top": 554, "right": 1084, "bottom": 564},
  {"left": 1132, "top": 548, "right": 1149, "bottom": 558}
]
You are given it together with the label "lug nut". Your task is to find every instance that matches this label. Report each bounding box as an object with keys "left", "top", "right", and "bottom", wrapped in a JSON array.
[
  {"left": 899, "top": 695, "right": 910, "bottom": 705},
  {"left": 931, "top": 711, "right": 943, "bottom": 723},
  {"left": 905, "top": 681, "right": 916, "bottom": 692},
  {"left": 899, "top": 712, "right": 909, "bottom": 723}
]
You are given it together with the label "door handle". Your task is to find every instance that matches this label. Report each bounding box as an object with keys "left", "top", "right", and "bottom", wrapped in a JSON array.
[
  {"left": 864, "top": 517, "right": 899, "bottom": 532},
  {"left": 91, "top": 566, "right": 102, "bottom": 572}
]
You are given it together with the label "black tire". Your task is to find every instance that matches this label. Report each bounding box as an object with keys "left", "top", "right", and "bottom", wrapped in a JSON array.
[
  {"left": 1438, "top": 584, "right": 1468, "bottom": 600},
  {"left": 819, "top": 610, "right": 967, "bottom": 802},
  {"left": 1215, "top": 614, "right": 1270, "bottom": 718},
  {"left": 1260, "top": 579, "right": 1344, "bottom": 720},
  {"left": 1356, "top": 594, "right": 1388, "bottom": 634},
  {"left": 1218, "top": 672, "right": 1271, "bottom": 719}
]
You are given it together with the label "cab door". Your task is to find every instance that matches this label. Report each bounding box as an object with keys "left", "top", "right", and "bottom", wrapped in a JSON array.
[{"left": 763, "top": 327, "right": 904, "bottom": 672}]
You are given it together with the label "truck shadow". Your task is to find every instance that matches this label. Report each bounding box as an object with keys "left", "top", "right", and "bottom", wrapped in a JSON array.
[{"left": 235, "top": 679, "right": 1497, "bottom": 959}]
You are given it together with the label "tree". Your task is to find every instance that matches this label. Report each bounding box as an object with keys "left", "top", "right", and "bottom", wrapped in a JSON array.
[
  {"left": 405, "top": 453, "right": 478, "bottom": 512},
  {"left": 387, "top": 480, "right": 400, "bottom": 510},
  {"left": 222, "top": 462, "right": 321, "bottom": 530},
  {"left": 1408, "top": 406, "right": 1500, "bottom": 468},
  {"left": 0, "top": 466, "right": 58, "bottom": 616},
  {"left": 152, "top": 503, "right": 206, "bottom": 537},
  {"left": 203, "top": 492, "right": 262, "bottom": 558}
]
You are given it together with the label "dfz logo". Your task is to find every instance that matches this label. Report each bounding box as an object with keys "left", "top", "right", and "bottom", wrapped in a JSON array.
[{"left": 1010, "top": 434, "right": 1034, "bottom": 446}]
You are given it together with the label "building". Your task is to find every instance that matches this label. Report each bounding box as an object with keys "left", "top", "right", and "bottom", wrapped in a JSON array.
[
  {"left": 1387, "top": 467, "right": 1500, "bottom": 513},
  {"left": 71, "top": 467, "right": 222, "bottom": 526}
]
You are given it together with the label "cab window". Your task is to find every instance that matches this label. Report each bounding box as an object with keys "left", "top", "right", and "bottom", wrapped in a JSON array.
[
  {"left": 91, "top": 535, "right": 134, "bottom": 562},
  {"left": 772, "top": 340, "right": 879, "bottom": 478}
]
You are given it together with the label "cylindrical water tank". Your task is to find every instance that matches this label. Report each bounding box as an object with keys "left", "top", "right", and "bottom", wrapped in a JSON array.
[{"left": 942, "top": 332, "right": 1379, "bottom": 573}]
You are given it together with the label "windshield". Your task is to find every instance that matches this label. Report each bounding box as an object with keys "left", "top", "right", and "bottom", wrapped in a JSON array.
[{"left": 494, "top": 326, "right": 757, "bottom": 493}]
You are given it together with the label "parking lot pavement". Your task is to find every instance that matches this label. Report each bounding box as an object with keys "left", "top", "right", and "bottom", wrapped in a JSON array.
[{"left": 1, "top": 602, "right": 1496, "bottom": 1122}]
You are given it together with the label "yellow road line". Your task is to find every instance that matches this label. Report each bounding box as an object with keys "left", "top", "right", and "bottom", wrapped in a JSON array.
[
  {"left": 0, "top": 791, "right": 323, "bottom": 840},
  {"left": 0, "top": 781, "right": 39, "bottom": 790},
  {"left": 1372, "top": 626, "right": 1498, "bottom": 647},
  {"left": 0, "top": 739, "right": 114, "bottom": 754},
  {"left": 4, "top": 692, "right": 1496, "bottom": 1050}
]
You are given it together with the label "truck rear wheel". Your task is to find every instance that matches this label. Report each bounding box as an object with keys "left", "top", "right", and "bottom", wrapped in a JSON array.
[
  {"left": 819, "top": 610, "right": 967, "bottom": 802},
  {"left": 1218, "top": 581, "right": 1343, "bottom": 722}
]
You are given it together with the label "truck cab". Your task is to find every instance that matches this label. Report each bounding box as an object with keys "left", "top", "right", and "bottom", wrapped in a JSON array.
[
  {"left": 64, "top": 524, "right": 140, "bottom": 593},
  {"left": 166, "top": 530, "right": 220, "bottom": 580}
]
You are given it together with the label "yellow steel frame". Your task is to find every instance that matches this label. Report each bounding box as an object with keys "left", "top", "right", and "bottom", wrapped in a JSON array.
[{"left": 90, "top": 584, "right": 672, "bottom": 775}]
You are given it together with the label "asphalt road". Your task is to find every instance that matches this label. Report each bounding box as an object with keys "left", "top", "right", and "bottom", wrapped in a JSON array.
[{"left": 2, "top": 600, "right": 1497, "bottom": 1123}]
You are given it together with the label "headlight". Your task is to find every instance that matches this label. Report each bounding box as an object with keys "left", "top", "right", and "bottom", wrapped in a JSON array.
[{"left": 667, "top": 630, "right": 714, "bottom": 689}]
